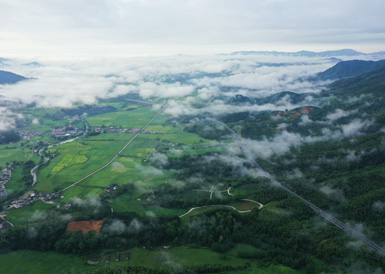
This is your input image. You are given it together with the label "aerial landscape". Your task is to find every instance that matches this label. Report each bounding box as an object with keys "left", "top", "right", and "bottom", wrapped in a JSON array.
[{"left": 1, "top": 1, "right": 385, "bottom": 274}]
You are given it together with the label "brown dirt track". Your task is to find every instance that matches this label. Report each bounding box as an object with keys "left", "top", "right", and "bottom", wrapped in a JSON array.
[{"left": 66, "top": 220, "right": 104, "bottom": 234}]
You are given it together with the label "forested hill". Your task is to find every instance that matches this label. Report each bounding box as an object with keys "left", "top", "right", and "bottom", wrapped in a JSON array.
[
  {"left": 327, "top": 63, "right": 385, "bottom": 97},
  {"left": 0, "top": 70, "right": 27, "bottom": 84},
  {"left": 316, "top": 63, "right": 385, "bottom": 126},
  {"left": 228, "top": 92, "right": 310, "bottom": 106},
  {"left": 317, "top": 59, "right": 385, "bottom": 80}
]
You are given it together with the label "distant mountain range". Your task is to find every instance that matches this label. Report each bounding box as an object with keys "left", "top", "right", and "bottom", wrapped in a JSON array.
[
  {"left": 317, "top": 59, "right": 385, "bottom": 80},
  {"left": 231, "top": 49, "right": 365, "bottom": 57},
  {"left": 0, "top": 70, "right": 27, "bottom": 84},
  {"left": 230, "top": 49, "right": 385, "bottom": 58},
  {"left": 23, "top": 62, "right": 42, "bottom": 67}
]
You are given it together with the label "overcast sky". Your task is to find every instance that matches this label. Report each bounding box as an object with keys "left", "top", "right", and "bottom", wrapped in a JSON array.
[{"left": 0, "top": 0, "right": 384, "bottom": 57}]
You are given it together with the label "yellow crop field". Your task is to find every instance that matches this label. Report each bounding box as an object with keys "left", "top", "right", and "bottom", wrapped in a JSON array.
[{"left": 52, "top": 154, "right": 88, "bottom": 173}]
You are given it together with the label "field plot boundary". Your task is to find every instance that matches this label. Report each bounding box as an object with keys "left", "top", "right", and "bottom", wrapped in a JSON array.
[{"left": 61, "top": 109, "right": 163, "bottom": 193}]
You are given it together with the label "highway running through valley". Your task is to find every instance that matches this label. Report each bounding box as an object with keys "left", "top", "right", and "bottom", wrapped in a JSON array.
[{"left": 215, "top": 119, "right": 385, "bottom": 254}]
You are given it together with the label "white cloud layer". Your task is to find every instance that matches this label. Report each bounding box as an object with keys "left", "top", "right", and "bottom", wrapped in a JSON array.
[
  {"left": 0, "top": 0, "right": 384, "bottom": 56},
  {"left": 0, "top": 54, "right": 333, "bottom": 122}
]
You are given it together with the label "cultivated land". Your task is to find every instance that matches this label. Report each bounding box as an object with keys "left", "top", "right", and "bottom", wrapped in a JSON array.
[
  {"left": 1, "top": 103, "right": 233, "bottom": 222},
  {"left": 0, "top": 247, "right": 301, "bottom": 274},
  {"left": 0, "top": 101, "right": 278, "bottom": 272},
  {"left": 2, "top": 61, "right": 385, "bottom": 274},
  {"left": 0, "top": 142, "right": 32, "bottom": 167}
]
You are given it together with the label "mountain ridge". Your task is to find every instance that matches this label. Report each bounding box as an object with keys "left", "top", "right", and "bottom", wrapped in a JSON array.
[
  {"left": 317, "top": 59, "right": 385, "bottom": 80},
  {"left": 231, "top": 49, "right": 364, "bottom": 57},
  {"left": 0, "top": 70, "right": 27, "bottom": 84}
]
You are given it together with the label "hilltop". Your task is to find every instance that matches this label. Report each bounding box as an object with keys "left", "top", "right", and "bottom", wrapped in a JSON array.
[
  {"left": 317, "top": 59, "right": 385, "bottom": 80},
  {"left": 0, "top": 70, "right": 27, "bottom": 85}
]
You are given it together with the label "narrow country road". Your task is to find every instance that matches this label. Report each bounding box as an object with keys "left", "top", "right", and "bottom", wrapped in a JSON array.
[
  {"left": 179, "top": 205, "right": 255, "bottom": 218},
  {"left": 181, "top": 186, "right": 263, "bottom": 218},
  {"left": 60, "top": 109, "right": 163, "bottom": 193},
  {"left": 31, "top": 119, "right": 89, "bottom": 187}
]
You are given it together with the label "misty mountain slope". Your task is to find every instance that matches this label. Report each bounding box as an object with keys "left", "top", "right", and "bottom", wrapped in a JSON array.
[
  {"left": 317, "top": 59, "right": 385, "bottom": 80},
  {"left": 324, "top": 64, "right": 385, "bottom": 118},
  {"left": 220, "top": 61, "right": 385, "bottom": 143},
  {"left": 228, "top": 92, "right": 312, "bottom": 106},
  {"left": 256, "top": 91, "right": 311, "bottom": 105},
  {"left": 328, "top": 63, "right": 385, "bottom": 94},
  {"left": 222, "top": 67, "right": 385, "bottom": 243},
  {"left": 0, "top": 70, "right": 27, "bottom": 84}
]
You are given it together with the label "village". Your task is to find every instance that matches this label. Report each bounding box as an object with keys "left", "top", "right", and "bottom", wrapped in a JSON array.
[
  {"left": 274, "top": 106, "right": 315, "bottom": 120},
  {"left": 8, "top": 183, "right": 121, "bottom": 211},
  {"left": 19, "top": 126, "right": 85, "bottom": 140},
  {"left": 0, "top": 163, "right": 15, "bottom": 198},
  {"left": 93, "top": 126, "right": 162, "bottom": 135},
  {"left": 18, "top": 115, "right": 86, "bottom": 141},
  {"left": 19, "top": 126, "right": 163, "bottom": 141},
  {"left": 9, "top": 190, "right": 61, "bottom": 209}
]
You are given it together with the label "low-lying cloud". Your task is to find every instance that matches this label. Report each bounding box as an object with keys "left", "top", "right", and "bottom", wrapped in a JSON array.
[
  {"left": 0, "top": 54, "right": 334, "bottom": 119},
  {"left": 0, "top": 107, "right": 23, "bottom": 131},
  {"left": 72, "top": 195, "right": 102, "bottom": 208}
]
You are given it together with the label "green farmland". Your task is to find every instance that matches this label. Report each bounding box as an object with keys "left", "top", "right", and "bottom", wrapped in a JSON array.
[
  {"left": 0, "top": 142, "right": 32, "bottom": 167},
  {"left": 30, "top": 107, "right": 211, "bottom": 204},
  {"left": 0, "top": 247, "right": 300, "bottom": 274}
]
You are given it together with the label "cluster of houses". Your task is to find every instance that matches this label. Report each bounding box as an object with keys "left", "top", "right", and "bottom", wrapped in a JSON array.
[
  {"left": 45, "top": 126, "right": 84, "bottom": 139},
  {"left": 192, "top": 145, "right": 208, "bottom": 149},
  {"left": 105, "top": 252, "right": 130, "bottom": 263},
  {"left": 19, "top": 126, "right": 84, "bottom": 140},
  {"left": 93, "top": 126, "right": 162, "bottom": 135},
  {"left": 19, "top": 130, "right": 44, "bottom": 140},
  {"left": 9, "top": 190, "right": 61, "bottom": 209},
  {"left": 104, "top": 184, "right": 118, "bottom": 193},
  {"left": 0, "top": 163, "right": 15, "bottom": 198},
  {"left": 0, "top": 221, "right": 12, "bottom": 232},
  {"left": 274, "top": 107, "right": 315, "bottom": 120},
  {"left": 18, "top": 116, "right": 85, "bottom": 140},
  {"left": 165, "top": 142, "right": 180, "bottom": 147}
]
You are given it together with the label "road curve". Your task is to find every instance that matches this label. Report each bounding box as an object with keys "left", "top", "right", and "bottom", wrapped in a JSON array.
[
  {"left": 60, "top": 109, "right": 163, "bottom": 193},
  {"left": 179, "top": 205, "right": 253, "bottom": 218},
  {"left": 215, "top": 119, "right": 385, "bottom": 254}
]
